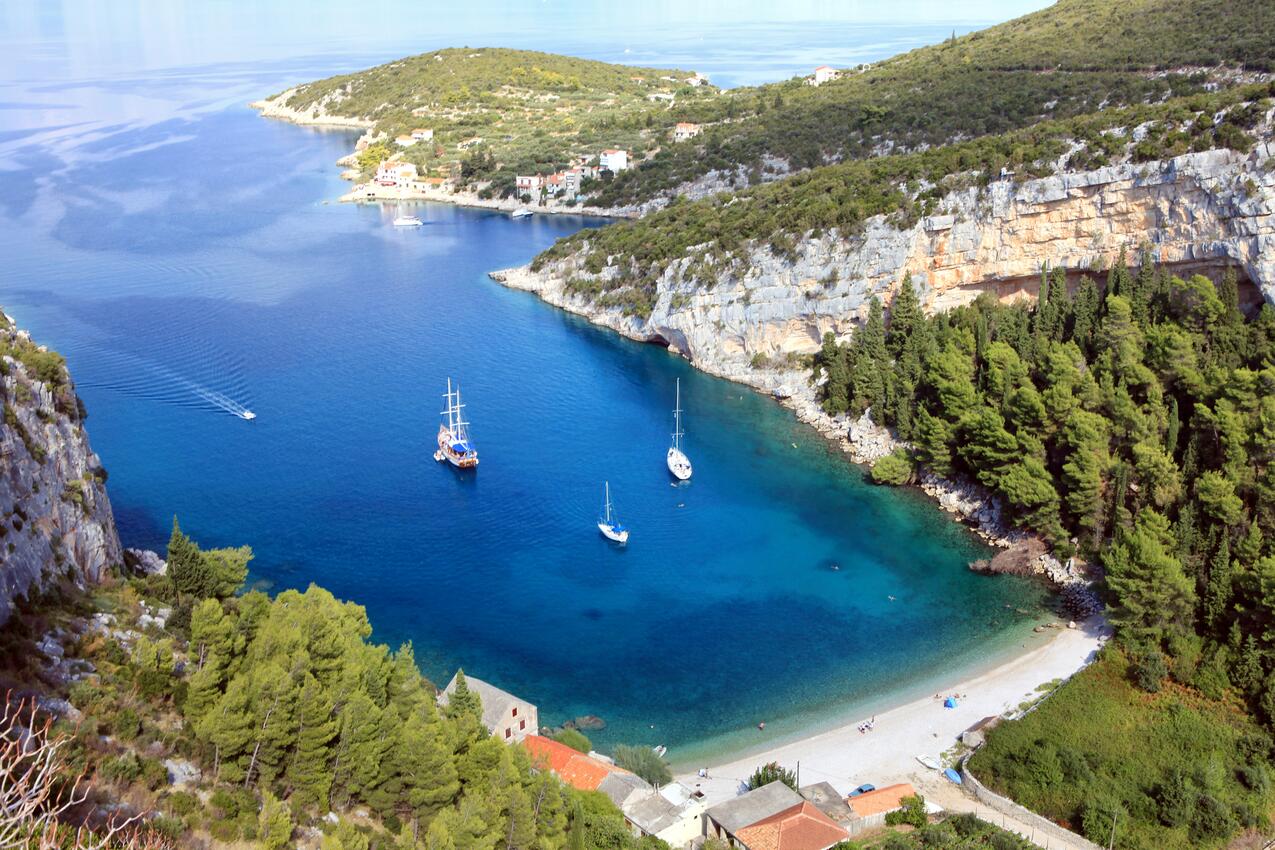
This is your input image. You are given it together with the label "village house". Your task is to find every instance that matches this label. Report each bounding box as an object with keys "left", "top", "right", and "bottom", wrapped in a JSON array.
[
  {"left": 394, "top": 134, "right": 417, "bottom": 147},
  {"left": 515, "top": 174, "right": 543, "bottom": 196},
  {"left": 703, "top": 781, "right": 850, "bottom": 850},
  {"left": 521, "top": 736, "right": 705, "bottom": 847},
  {"left": 542, "top": 172, "right": 566, "bottom": 197},
  {"left": 808, "top": 65, "right": 840, "bottom": 86},
  {"left": 600, "top": 149, "right": 629, "bottom": 173},
  {"left": 375, "top": 160, "right": 418, "bottom": 187},
  {"left": 439, "top": 672, "right": 537, "bottom": 743},
  {"left": 845, "top": 783, "right": 917, "bottom": 831},
  {"left": 686, "top": 72, "right": 709, "bottom": 87},
  {"left": 411, "top": 128, "right": 434, "bottom": 141},
  {"left": 673, "top": 122, "right": 702, "bottom": 142}
]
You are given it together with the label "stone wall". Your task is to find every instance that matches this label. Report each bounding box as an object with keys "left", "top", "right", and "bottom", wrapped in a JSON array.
[{"left": 0, "top": 312, "right": 120, "bottom": 623}]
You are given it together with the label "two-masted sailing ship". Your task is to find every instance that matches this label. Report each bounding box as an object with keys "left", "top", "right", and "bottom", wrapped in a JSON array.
[{"left": 436, "top": 378, "right": 479, "bottom": 468}]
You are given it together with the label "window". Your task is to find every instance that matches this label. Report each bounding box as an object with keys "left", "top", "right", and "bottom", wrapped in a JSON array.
[
  {"left": 512, "top": 707, "right": 518, "bottom": 717},
  {"left": 505, "top": 728, "right": 511, "bottom": 739},
  {"left": 520, "top": 719, "right": 526, "bottom": 730}
]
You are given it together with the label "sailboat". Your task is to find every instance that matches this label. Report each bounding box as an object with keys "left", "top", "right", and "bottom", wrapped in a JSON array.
[
  {"left": 666, "top": 378, "right": 693, "bottom": 480},
  {"left": 597, "top": 481, "right": 629, "bottom": 543},
  {"left": 436, "top": 378, "right": 479, "bottom": 468}
]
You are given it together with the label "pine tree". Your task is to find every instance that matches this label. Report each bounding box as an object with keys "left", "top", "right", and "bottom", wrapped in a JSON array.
[
  {"left": 1105, "top": 509, "right": 1196, "bottom": 642},
  {"left": 886, "top": 276, "right": 924, "bottom": 359},
  {"left": 288, "top": 674, "right": 338, "bottom": 810},
  {"left": 1202, "top": 537, "right": 1233, "bottom": 634},
  {"left": 259, "top": 790, "right": 294, "bottom": 850},
  {"left": 243, "top": 662, "right": 299, "bottom": 789},
  {"left": 566, "top": 804, "right": 586, "bottom": 850},
  {"left": 399, "top": 703, "right": 460, "bottom": 826},
  {"left": 1070, "top": 275, "right": 1100, "bottom": 356},
  {"left": 1107, "top": 247, "right": 1132, "bottom": 298},
  {"left": 333, "top": 691, "right": 382, "bottom": 806},
  {"left": 198, "top": 681, "right": 255, "bottom": 783}
]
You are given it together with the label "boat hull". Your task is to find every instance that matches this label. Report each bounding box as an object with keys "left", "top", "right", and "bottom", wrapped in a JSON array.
[
  {"left": 437, "top": 426, "right": 479, "bottom": 468},
  {"left": 598, "top": 521, "right": 629, "bottom": 544},
  {"left": 667, "top": 447, "right": 692, "bottom": 480}
]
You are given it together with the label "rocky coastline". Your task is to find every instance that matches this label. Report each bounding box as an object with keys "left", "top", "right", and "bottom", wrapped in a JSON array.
[{"left": 338, "top": 180, "right": 639, "bottom": 219}]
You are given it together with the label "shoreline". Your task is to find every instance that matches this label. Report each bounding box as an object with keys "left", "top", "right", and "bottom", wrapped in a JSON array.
[
  {"left": 675, "top": 615, "right": 1111, "bottom": 806},
  {"left": 338, "top": 182, "right": 639, "bottom": 219}
]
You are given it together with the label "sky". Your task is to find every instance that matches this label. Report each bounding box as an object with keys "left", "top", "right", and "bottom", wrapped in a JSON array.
[{"left": 0, "top": 0, "right": 1056, "bottom": 85}]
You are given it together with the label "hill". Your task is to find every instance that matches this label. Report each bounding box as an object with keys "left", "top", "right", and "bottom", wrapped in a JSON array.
[
  {"left": 256, "top": 47, "right": 719, "bottom": 198},
  {"left": 593, "top": 0, "right": 1275, "bottom": 205}
]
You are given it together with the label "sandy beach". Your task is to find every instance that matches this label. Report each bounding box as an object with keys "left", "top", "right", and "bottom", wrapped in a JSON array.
[{"left": 677, "top": 616, "right": 1110, "bottom": 807}]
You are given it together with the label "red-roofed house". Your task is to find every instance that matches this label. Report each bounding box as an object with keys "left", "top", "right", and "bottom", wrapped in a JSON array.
[
  {"left": 734, "top": 801, "right": 850, "bottom": 850},
  {"left": 846, "top": 783, "right": 916, "bottom": 829},
  {"left": 522, "top": 735, "right": 617, "bottom": 792},
  {"left": 375, "top": 161, "right": 418, "bottom": 187}
]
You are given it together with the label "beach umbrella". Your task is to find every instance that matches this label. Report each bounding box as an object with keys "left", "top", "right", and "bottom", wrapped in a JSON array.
[{"left": 944, "top": 697, "right": 957, "bottom": 708}]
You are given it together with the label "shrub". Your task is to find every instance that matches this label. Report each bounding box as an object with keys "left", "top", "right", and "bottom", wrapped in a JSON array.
[
  {"left": 1189, "top": 794, "right": 1235, "bottom": 842},
  {"left": 884, "top": 794, "right": 927, "bottom": 829},
  {"left": 871, "top": 448, "right": 914, "bottom": 485},
  {"left": 1131, "top": 647, "right": 1168, "bottom": 693},
  {"left": 746, "top": 761, "right": 797, "bottom": 791},
  {"left": 613, "top": 744, "right": 672, "bottom": 786},
  {"left": 553, "top": 728, "right": 593, "bottom": 753}
]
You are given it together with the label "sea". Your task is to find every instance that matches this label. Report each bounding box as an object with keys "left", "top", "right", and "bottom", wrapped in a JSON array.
[{"left": 0, "top": 0, "right": 1054, "bottom": 766}]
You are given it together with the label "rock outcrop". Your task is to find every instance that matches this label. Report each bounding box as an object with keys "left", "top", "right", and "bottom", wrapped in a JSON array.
[
  {"left": 250, "top": 89, "right": 375, "bottom": 130},
  {"left": 0, "top": 311, "right": 120, "bottom": 624},
  {"left": 494, "top": 144, "right": 1275, "bottom": 380}
]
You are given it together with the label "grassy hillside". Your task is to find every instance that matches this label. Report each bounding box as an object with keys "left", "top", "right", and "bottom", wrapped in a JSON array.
[
  {"left": 270, "top": 47, "right": 718, "bottom": 196},
  {"left": 969, "top": 650, "right": 1274, "bottom": 849},
  {"left": 594, "top": 0, "right": 1275, "bottom": 205}
]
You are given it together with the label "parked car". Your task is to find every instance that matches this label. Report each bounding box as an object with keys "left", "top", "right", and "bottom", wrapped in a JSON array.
[{"left": 849, "top": 783, "right": 876, "bottom": 797}]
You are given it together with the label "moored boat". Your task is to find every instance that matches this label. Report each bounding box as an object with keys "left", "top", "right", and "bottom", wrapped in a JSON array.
[
  {"left": 437, "top": 378, "right": 479, "bottom": 468},
  {"left": 597, "top": 481, "right": 629, "bottom": 543},
  {"left": 511, "top": 208, "right": 533, "bottom": 219},
  {"left": 393, "top": 214, "right": 423, "bottom": 227},
  {"left": 666, "top": 378, "right": 693, "bottom": 480}
]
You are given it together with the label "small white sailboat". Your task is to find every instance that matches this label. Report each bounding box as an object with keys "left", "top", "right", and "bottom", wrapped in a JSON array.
[
  {"left": 511, "top": 208, "right": 533, "bottom": 219},
  {"left": 666, "top": 378, "right": 693, "bottom": 480},
  {"left": 437, "top": 379, "right": 479, "bottom": 468},
  {"left": 393, "top": 214, "right": 423, "bottom": 227},
  {"left": 597, "top": 481, "right": 629, "bottom": 543}
]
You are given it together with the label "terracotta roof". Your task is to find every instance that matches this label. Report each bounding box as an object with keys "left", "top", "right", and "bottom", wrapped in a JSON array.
[
  {"left": 602, "top": 149, "right": 624, "bottom": 155},
  {"left": 814, "top": 65, "right": 834, "bottom": 72},
  {"left": 846, "top": 783, "right": 915, "bottom": 818},
  {"left": 734, "top": 801, "right": 849, "bottom": 850},
  {"left": 521, "top": 735, "right": 620, "bottom": 792}
]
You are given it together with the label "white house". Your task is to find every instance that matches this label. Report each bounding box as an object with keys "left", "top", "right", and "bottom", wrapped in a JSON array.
[
  {"left": 440, "top": 672, "right": 538, "bottom": 743},
  {"left": 411, "top": 128, "right": 434, "bottom": 141},
  {"left": 375, "top": 160, "right": 418, "bottom": 186},
  {"left": 394, "top": 134, "right": 417, "bottom": 147},
  {"left": 673, "top": 122, "right": 702, "bottom": 142},
  {"left": 516, "top": 174, "right": 543, "bottom": 196},
  {"left": 600, "top": 149, "right": 629, "bottom": 173},
  {"left": 686, "top": 72, "right": 708, "bottom": 87},
  {"left": 809, "top": 65, "right": 839, "bottom": 86}
]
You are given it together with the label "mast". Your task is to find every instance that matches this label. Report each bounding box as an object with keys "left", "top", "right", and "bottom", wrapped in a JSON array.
[
  {"left": 672, "top": 379, "right": 684, "bottom": 449},
  {"left": 604, "top": 481, "right": 612, "bottom": 523}
]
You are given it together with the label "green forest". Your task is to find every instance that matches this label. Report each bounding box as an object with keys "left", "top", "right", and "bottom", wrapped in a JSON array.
[
  {"left": 813, "top": 258, "right": 1275, "bottom": 847},
  {"left": 26, "top": 522, "right": 668, "bottom": 850}
]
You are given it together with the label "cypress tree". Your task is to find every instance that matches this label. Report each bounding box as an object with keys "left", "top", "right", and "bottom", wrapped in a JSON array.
[
  {"left": 1202, "top": 537, "right": 1233, "bottom": 634},
  {"left": 887, "top": 276, "right": 924, "bottom": 359},
  {"left": 167, "top": 517, "right": 211, "bottom": 598}
]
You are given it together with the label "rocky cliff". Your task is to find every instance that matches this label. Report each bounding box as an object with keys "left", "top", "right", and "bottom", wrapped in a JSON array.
[
  {"left": 0, "top": 311, "right": 120, "bottom": 623},
  {"left": 492, "top": 144, "right": 1275, "bottom": 389}
]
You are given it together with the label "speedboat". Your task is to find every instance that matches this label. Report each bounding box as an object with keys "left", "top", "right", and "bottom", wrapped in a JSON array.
[
  {"left": 597, "top": 481, "right": 629, "bottom": 543},
  {"left": 511, "top": 208, "right": 533, "bottom": 219},
  {"left": 240, "top": 410, "right": 256, "bottom": 421},
  {"left": 393, "top": 215, "right": 423, "bottom": 227},
  {"left": 666, "top": 378, "right": 693, "bottom": 480}
]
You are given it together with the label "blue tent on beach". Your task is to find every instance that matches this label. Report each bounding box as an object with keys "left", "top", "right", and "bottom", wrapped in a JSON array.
[{"left": 944, "top": 696, "right": 958, "bottom": 709}]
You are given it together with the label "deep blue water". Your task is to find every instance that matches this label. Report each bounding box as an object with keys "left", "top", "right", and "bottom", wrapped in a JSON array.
[{"left": 0, "top": 2, "right": 1052, "bottom": 763}]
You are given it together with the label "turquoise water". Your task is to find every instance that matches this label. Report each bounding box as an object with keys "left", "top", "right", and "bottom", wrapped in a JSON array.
[{"left": 0, "top": 3, "right": 1050, "bottom": 759}]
